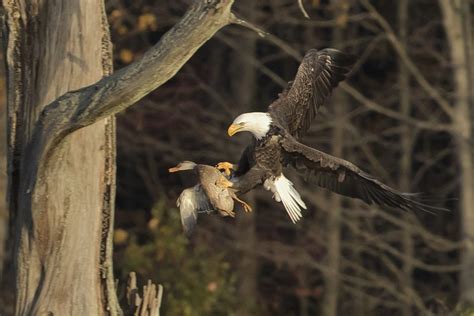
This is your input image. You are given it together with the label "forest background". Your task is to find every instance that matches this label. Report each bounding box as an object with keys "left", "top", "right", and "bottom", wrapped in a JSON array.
[{"left": 0, "top": 0, "right": 472, "bottom": 315}]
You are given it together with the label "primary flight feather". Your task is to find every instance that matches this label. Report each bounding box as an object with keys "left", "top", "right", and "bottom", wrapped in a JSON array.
[{"left": 220, "top": 48, "right": 447, "bottom": 222}]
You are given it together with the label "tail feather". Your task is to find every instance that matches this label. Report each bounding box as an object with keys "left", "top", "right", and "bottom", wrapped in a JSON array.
[{"left": 273, "top": 174, "right": 307, "bottom": 223}]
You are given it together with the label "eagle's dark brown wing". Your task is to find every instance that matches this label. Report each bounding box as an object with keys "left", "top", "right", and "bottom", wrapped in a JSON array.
[
  {"left": 281, "top": 136, "right": 448, "bottom": 213},
  {"left": 269, "top": 49, "right": 355, "bottom": 139}
]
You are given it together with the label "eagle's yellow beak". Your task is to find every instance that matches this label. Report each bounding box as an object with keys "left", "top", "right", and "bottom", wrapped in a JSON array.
[{"left": 227, "top": 124, "right": 244, "bottom": 136}]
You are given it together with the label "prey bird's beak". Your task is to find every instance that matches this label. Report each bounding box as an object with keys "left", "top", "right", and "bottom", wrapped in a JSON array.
[
  {"left": 168, "top": 166, "right": 180, "bottom": 173},
  {"left": 227, "top": 124, "right": 243, "bottom": 137}
]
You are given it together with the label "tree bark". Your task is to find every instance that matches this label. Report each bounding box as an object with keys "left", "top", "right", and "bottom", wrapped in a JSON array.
[
  {"left": 439, "top": 0, "right": 474, "bottom": 307},
  {"left": 3, "top": 1, "right": 118, "bottom": 314},
  {"left": 0, "top": 55, "right": 6, "bottom": 280},
  {"left": 1, "top": 0, "right": 235, "bottom": 314}
]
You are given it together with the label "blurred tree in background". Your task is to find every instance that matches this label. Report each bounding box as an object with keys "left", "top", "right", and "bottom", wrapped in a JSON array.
[
  {"left": 0, "top": 0, "right": 472, "bottom": 315},
  {"left": 104, "top": 0, "right": 469, "bottom": 315},
  {"left": 115, "top": 201, "right": 238, "bottom": 316}
]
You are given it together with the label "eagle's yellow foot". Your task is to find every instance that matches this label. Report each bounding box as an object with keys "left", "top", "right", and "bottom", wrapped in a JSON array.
[
  {"left": 216, "top": 175, "right": 233, "bottom": 189},
  {"left": 219, "top": 209, "right": 235, "bottom": 218},
  {"left": 233, "top": 196, "right": 253, "bottom": 213},
  {"left": 215, "top": 161, "right": 235, "bottom": 177}
]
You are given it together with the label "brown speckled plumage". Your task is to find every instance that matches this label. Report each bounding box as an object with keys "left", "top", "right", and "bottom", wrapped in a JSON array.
[
  {"left": 269, "top": 48, "right": 354, "bottom": 139},
  {"left": 196, "top": 164, "right": 235, "bottom": 215},
  {"left": 233, "top": 48, "right": 447, "bottom": 215},
  {"left": 172, "top": 161, "right": 238, "bottom": 236}
]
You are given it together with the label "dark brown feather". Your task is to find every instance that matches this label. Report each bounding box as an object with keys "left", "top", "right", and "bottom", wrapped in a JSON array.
[
  {"left": 269, "top": 48, "right": 355, "bottom": 139},
  {"left": 281, "top": 136, "right": 448, "bottom": 214}
]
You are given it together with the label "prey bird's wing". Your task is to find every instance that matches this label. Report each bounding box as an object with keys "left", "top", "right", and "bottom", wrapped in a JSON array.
[
  {"left": 281, "top": 136, "right": 448, "bottom": 214},
  {"left": 176, "top": 185, "right": 212, "bottom": 237},
  {"left": 268, "top": 49, "right": 355, "bottom": 139}
]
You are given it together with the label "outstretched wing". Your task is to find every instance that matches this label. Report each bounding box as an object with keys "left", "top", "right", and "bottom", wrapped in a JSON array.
[
  {"left": 281, "top": 137, "right": 448, "bottom": 213},
  {"left": 176, "top": 185, "right": 213, "bottom": 237},
  {"left": 269, "top": 49, "right": 355, "bottom": 139}
]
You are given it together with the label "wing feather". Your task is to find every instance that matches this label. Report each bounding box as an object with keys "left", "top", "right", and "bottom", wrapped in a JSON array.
[
  {"left": 281, "top": 137, "right": 449, "bottom": 214},
  {"left": 269, "top": 48, "right": 355, "bottom": 139},
  {"left": 176, "top": 185, "right": 213, "bottom": 237}
]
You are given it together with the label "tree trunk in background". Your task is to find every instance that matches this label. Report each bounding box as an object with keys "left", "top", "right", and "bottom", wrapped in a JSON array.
[
  {"left": 322, "top": 88, "right": 344, "bottom": 316},
  {"left": 439, "top": 0, "right": 474, "bottom": 307},
  {"left": 398, "top": 0, "right": 414, "bottom": 314},
  {"left": 0, "top": 56, "right": 6, "bottom": 280},
  {"left": 322, "top": 1, "right": 349, "bottom": 314},
  {"left": 231, "top": 1, "right": 258, "bottom": 314},
  {"left": 3, "top": 1, "right": 119, "bottom": 314},
  {"left": 0, "top": 48, "right": 14, "bottom": 316}
]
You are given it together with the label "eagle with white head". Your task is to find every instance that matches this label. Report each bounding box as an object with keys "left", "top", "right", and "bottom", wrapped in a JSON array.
[{"left": 219, "top": 48, "right": 446, "bottom": 223}]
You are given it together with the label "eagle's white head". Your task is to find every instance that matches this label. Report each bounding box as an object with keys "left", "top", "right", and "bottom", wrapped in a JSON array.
[{"left": 227, "top": 112, "right": 272, "bottom": 140}]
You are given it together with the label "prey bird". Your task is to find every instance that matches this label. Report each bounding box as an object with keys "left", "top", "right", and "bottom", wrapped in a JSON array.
[
  {"left": 217, "top": 48, "right": 447, "bottom": 223},
  {"left": 169, "top": 161, "right": 252, "bottom": 236}
]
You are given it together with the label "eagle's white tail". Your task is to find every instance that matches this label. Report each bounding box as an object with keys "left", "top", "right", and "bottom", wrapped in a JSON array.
[{"left": 264, "top": 173, "right": 307, "bottom": 223}]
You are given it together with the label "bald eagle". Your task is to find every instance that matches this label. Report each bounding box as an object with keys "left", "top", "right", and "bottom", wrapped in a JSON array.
[{"left": 220, "top": 48, "right": 446, "bottom": 223}]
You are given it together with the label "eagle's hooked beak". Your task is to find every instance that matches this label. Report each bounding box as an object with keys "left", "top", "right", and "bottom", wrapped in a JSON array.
[{"left": 227, "top": 123, "right": 244, "bottom": 136}]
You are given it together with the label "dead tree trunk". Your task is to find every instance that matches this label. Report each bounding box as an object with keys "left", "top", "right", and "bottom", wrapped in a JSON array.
[
  {"left": 1, "top": 0, "right": 236, "bottom": 314},
  {"left": 439, "top": 0, "right": 474, "bottom": 307},
  {"left": 3, "top": 2, "right": 119, "bottom": 314},
  {"left": 0, "top": 58, "right": 6, "bottom": 280}
]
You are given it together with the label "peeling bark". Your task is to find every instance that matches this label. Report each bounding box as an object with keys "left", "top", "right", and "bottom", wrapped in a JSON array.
[
  {"left": 0, "top": 55, "right": 6, "bottom": 280},
  {"left": 2, "top": 1, "right": 119, "bottom": 314}
]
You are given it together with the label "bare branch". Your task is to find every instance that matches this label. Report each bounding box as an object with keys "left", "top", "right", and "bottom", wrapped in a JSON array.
[
  {"left": 297, "top": 0, "right": 310, "bottom": 19},
  {"left": 217, "top": 33, "right": 287, "bottom": 87},
  {"left": 341, "top": 83, "right": 453, "bottom": 132},
  {"left": 360, "top": 0, "right": 455, "bottom": 119},
  {"left": 127, "top": 272, "right": 163, "bottom": 316},
  {"left": 249, "top": 27, "right": 453, "bottom": 132},
  {"left": 230, "top": 13, "right": 268, "bottom": 37},
  {"left": 39, "top": 0, "right": 236, "bottom": 143}
]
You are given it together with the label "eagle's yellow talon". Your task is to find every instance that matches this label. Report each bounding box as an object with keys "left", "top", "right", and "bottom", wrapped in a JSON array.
[
  {"left": 216, "top": 175, "right": 233, "bottom": 188},
  {"left": 219, "top": 209, "right": 235, "bottom": 218},
  {"left": 233, "top": 196, "right": 253, "bottom": 213},
  {"left": 216, "top": 161, "right": 235, "bottom": 176},
  {"left": 243, "top": 204, "right": 252, "bottom": 213}
]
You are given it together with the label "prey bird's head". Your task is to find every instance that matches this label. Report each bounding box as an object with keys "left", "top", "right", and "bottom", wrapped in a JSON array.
[
  {"left": 168, "top": 161, "right": 197, "bottom": 173},
  {"left": 227, "top": 112, "right": 272, "bottom": 140}
]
